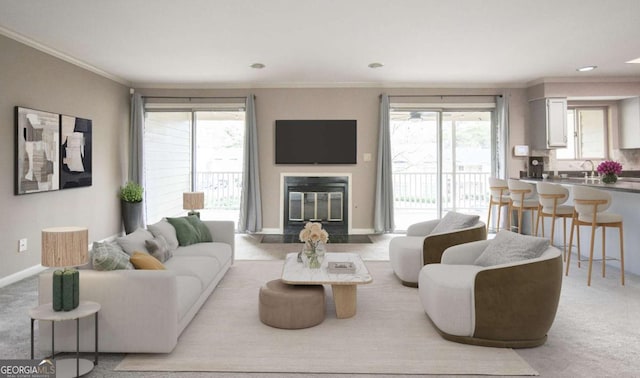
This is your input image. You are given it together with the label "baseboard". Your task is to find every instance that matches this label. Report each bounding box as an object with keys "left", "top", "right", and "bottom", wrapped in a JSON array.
[
  {"left": 0, "top": 264, "right": 46, "bottom": 288},
  {"left": 258, "top": 228, "right": 375, "bottom": 235}
]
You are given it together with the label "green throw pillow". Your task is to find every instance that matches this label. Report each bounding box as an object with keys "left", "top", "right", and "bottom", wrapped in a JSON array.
[
  {"left": 91, "top": 241, "right": 134, "bottom": 271},
  {"left": 167, "top": 217, "right": 200, "bottom": 246},
  {"left": 186, "top": 215, "right": 213, "bottom": 242}
]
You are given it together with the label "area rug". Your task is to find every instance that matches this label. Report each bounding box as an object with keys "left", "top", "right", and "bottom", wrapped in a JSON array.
[
  {"left": 261, "top": 234, "right": 372, "bottom": 244},
  {"left": 115, "top": 260, "right": 538, "bottom": 375}
]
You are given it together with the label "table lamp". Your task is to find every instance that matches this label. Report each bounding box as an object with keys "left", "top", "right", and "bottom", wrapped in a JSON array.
[
  {"left": 42, "top": 226, "right": 88, "bottom": 311},
  {"left": 183, "top": 192, "right": 204, "bottom": 218}
]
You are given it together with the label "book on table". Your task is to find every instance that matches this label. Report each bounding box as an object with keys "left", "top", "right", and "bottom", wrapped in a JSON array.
[{"left": 327, "top": 261, "right": 356, "bottom": 274}]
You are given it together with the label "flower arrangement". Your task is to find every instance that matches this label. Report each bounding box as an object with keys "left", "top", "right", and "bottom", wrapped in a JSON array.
[
  {"left": 597, "top": 160, "right": 622, "bottom": 184},
  {"left": 298, "top": 222, "right": 329, "bottom": 268},
  {"left": 596, "top": 160, "right": 622, "bottom": 176}
]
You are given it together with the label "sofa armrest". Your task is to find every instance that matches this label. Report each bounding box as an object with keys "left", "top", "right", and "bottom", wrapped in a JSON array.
[
  {"left": 406, "top": 219, "right": 440, "bottom": 236},
  {"left": 472, "top": 251, "right": 563, "bottom": 345},
  {"left": 39, "top": 269, "right": 179, "bottom": 353},
  {"left": 441, "top": 239, "right": 491, "bottom": 265},
  {"left": 422, "top": 223, "right": 487, "bottom": 264},
  {"left": 204, "top": 220, "right": 235, "bottom": 262}
]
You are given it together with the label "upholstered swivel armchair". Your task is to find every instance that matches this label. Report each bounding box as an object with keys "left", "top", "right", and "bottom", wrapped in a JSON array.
[
  {"left": 418, "top": 237, "right": 562, "bottom": 348},
  {"left": 389, "top": 212, "right": 487, "bottom": 287}
]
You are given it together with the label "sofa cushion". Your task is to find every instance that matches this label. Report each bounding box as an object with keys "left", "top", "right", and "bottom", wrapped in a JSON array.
[
  {"left": 165, "top": 256, "right": 221, "bottom": 288},
  {"left": 175, "top": 275, "right": 202, "bottom": 322},
  {"left": 430, "top": 211, "right": 480, "bottom": 235},
  {"left": 91, "top": 241, "right": 134, "bottom": 271},
  {"left": 167, "top": 217, "right": 200, "bottom": 246},
  {"left": 174, "top": 242, "right": 233, "bottom": 266},
  {"left": 116, "top": 228, "right": 153, "bottom": 255},
  {"left": 130, "top": 251, "right": 166, "bottom": 270},
  {"left": 474, "top": 231, "right": 550, "bottom": 267},
  {"left": 145, "top": 235, "right": 173, "bottom": 263},
  {"left": 147, "top": 219, "right": 179, "bottom": 251}
]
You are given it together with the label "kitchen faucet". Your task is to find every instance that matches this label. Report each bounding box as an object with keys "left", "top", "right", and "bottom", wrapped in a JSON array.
[{"left": 582, "top": 160, "right": 599, "bottom": 181}]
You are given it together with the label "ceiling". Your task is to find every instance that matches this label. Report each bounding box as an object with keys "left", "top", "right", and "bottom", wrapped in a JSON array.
[{"left": 1, "top": 0, "right": 640, "bottom": 88}]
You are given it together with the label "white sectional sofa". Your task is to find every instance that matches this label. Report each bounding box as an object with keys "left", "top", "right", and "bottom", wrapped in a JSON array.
[{"left": 37, "top": 220, "right": 234, "bottom": 353}]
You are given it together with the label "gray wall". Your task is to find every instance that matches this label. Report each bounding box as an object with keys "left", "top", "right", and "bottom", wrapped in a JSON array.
[
  {"left": 138, "top": 87, "right": 523, "bottom": 232},
  {"left": 0, "top": 35, "right": 129, "bottom": 281}
]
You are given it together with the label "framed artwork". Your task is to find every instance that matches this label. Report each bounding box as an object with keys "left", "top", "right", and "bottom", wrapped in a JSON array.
[
  {"left": 15, "top": 106, "right": 93, "bottom": 195},
  {"left": 60, "top": 115, "right": 92, "bottom": 188},
  {"left": 15, "top": 107, "right": 60, "bottom": 194}
]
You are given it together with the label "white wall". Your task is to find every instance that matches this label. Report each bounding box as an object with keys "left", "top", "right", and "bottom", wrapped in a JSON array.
[{"left": 0, "top": 35, "right": 129, "bottom": 282}]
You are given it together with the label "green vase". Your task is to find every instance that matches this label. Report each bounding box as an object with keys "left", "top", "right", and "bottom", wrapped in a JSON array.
[{"left": 602, "top": 174, "right": 618, "bottom": 184}]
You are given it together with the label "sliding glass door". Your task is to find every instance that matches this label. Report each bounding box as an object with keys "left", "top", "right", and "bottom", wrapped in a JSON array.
[
  {"left": 144, "top": 109, "right": 245, "bottom": 225},
  {"left": 390, "top": 110, "right": 493, "bottom": 231}
]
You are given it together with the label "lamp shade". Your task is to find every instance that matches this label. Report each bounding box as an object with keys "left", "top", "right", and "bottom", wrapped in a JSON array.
[
  {"left": 41, "top": 226, "right": 88, "bottom": 267},
  {"left": 183, "top": 192, "right": 204, "bottom": 210}
]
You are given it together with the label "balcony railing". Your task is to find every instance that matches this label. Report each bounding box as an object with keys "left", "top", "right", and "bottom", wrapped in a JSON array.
[{"left": 196, "top": 171, "right": 490, "bottom": 213}]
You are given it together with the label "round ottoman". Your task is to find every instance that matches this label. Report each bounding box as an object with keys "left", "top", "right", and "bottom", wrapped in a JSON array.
[{"left": 259, "top": 279, "right": 325, "bottom": 329}]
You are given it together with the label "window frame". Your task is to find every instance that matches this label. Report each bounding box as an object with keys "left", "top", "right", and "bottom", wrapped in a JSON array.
[{"left": 556, "top": 105, "right": 608, "bottom": 161}]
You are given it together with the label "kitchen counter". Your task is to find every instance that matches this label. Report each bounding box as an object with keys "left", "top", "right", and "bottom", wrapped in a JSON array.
[
  {"left": 518, "top": 176, "right": 640, "bottom": 194},
  {"left": 515, "top": 176, "right": 640, "bottom": 278}
]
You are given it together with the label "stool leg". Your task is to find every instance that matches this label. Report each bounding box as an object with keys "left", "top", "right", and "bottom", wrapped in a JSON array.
[
  {"left": 588, "top": 222, "right": 597, "bottom": 286},
  {"left": 562, "top": 217, "right": 567, "bottom": 262},
  {"left": 602, "top": 225, "right": 606, "bottom": 278},
  {"left": 518, "top": 207, "right": 524, "bottom": 234},
  {"left": 535, "top": 209, "right": 540, "bottom": 236},
  {"left": 619, "top": 223, "right": 625, "bottom": 286},
  {"left": 530, "top": 209, "right": 535, "bottom": 236},
  {"left": 577, "top": 222, "right": 582, "bottom": 268},
  {"left": 567, "top": 216, "right": 575, "bottom": 276},
  {"left": 550, "top": 215, "right": 557, "bottom": 248},
  {"left": 487, "top": 200, "right": 493, "bottom": 233}
]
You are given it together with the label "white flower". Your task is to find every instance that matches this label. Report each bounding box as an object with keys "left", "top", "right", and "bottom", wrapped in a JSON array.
[
  {"left": 300, "top": 222, "right": 330, "bottom": 245},
  {"left": 299, "top": 229, "right": 311, "bottom": 242}
]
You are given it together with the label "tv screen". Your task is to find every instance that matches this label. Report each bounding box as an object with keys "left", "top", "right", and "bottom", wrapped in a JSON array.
[{"left": 275, "top": 120, "right": 357, "bottom": 164}]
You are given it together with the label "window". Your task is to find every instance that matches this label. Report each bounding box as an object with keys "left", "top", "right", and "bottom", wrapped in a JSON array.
[
  {"left": 556, "top": 107, "right": 607, "bottom": 160},
  {"left": 144, "top": 105, "right": 245, "bottom": 225}
]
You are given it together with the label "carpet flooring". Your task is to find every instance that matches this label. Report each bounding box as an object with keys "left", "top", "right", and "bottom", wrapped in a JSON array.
[{"left": 115, "top": 260, "right": 536, "bottom": 375}]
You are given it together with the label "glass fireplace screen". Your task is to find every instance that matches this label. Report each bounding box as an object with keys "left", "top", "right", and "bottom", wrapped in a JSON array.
[{"left": 289, "top": 192, "right": 343, "bottom": 222}]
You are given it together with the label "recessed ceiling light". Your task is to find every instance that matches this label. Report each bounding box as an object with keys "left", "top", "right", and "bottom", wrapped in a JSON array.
[
  {"left": 368, "top": 62, "right": 384, "bottom": 69},
  {"left": 626, "top": 57, "right": 640, "bottom": 64},
  {"left": 576, "top": 65, "right": 597, "bottom": 72},
  {"left": 250, "top": 63, "right": 265, "bottom": 69}
]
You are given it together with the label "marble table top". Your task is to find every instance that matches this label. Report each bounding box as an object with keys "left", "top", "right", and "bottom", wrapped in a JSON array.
[{"left": 281, "top": 252, "right": 373, "bottom": 285}]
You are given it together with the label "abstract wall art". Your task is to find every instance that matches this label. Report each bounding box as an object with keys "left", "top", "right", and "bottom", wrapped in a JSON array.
[
  {"left": 15, "top": 107, "right": 60, "bottom": 194},
  {"left": 60, "top": 115, "right": 92, "bottom": 189},
  {"left": 15, "top": 106, "right": 93, "bottom": 195}
]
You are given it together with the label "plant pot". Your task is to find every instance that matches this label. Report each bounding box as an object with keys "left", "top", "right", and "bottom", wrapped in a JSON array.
[
  {"left": 602, "top": 174, "right": 618, "bottom": 184},
  {"left": 121, "top": 200, "right": 143, "bottom": 234}
]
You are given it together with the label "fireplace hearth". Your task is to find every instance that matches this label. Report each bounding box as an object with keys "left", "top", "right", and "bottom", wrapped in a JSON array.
[{"left": 283, "top": 176, "right": 349, "bottom": 235}]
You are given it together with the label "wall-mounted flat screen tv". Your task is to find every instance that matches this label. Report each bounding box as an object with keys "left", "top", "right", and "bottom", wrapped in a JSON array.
[{"left": 275, "top": 120, "right": 357, "bottom": 164}]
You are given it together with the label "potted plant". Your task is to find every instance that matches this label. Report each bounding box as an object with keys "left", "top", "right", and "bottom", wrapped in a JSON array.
[{"left": 119, "top": 181, "right": 144, "bottom": 234}]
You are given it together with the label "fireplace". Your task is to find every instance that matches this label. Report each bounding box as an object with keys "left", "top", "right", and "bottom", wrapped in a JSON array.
[{"left": 283, "top": 176, "right": 349, "bottom": 235}]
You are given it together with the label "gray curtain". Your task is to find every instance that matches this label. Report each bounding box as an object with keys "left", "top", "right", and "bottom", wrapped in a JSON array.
[
  {"left": 129, "top": 92, "right": 146, "bottom": 226},
  {"left": 238, "top": 94, "right": 262, "bottom": 233},
  {"left": 374, "top": 94, "right": 395, "bottom": 233},
  {"left": 129, "top": 92, "right": 145, "bottom": 184},
  {"left": 495, "top": 94, "right": 509, "bottom": 179}
]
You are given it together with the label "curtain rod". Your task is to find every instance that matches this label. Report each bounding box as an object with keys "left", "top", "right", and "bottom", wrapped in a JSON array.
[
  {"left": 386, "top": 94, "right": 502, "bottom": 98},
  {"left": 141, "top": 95, "right": 248, "bottom": 100}
]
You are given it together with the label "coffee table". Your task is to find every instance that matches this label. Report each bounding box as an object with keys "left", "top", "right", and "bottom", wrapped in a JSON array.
[{"left": 281, "top": 252, "right": 373, "bottom": 319}]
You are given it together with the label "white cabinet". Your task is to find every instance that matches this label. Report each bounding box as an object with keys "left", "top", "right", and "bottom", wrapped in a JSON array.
[
  {"left": 529, "top": 98, "right": 567, "bottom": 149},
  {"left": 619, "top": 97, "right": 640, "bottom": 149}
]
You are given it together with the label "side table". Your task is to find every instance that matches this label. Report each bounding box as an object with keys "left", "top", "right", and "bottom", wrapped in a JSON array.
[{"left": 29, "top": 301, "right": 100, "bottom": 378}]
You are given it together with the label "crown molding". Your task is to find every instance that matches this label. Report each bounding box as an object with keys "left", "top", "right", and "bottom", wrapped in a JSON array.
[
  {"left": 527, "top": 76, "right": 640, "bottom": 86},
  {"left": 0, "top": 25, "right": 130, "bottom": 86}
]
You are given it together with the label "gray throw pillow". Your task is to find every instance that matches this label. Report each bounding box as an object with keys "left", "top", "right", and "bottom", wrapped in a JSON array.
[
  {"left": 430, "top": 211, "right": 480, "bottom": 235},
  {"left": 91, "top": 241, "right": 134, "bottom": 271},
  {"left": 474, "top": 231, "right": 550, "bottom": 267},
  {"left": 145, "top": 235, "right": 173, "bottom": 263},
  {"left": 147, "top": 219, "right": 179, "bottom": 251},
  {"left": 116, "top": 228, "right": 154, "bottom": 256}
]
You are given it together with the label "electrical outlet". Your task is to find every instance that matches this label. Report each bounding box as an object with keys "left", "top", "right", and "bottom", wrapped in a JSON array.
[{"left": 18, "top": 238, "right": 27, "bottom": 253}]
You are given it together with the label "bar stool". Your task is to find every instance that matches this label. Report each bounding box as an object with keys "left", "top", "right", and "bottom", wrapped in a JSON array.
[
  {"left": 507, "top": 179, "right": 538, "bottom": 234},
  {"left": 487, "top": 177, "right": 511, "bottom": 233},
  {"left": 567, "top": 186, "right": 624, "bottom": 286},
  {"left": 535, "top": 182, "right": 574, "bottom": 261}
]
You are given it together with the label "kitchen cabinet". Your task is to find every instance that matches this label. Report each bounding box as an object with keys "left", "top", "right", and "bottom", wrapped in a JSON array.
[
  {"left": 529, "top": 97, "right": 567, "bottom": 149},
  {"left": 619, "top": 97, "right": 640, "bottom": 149}
]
